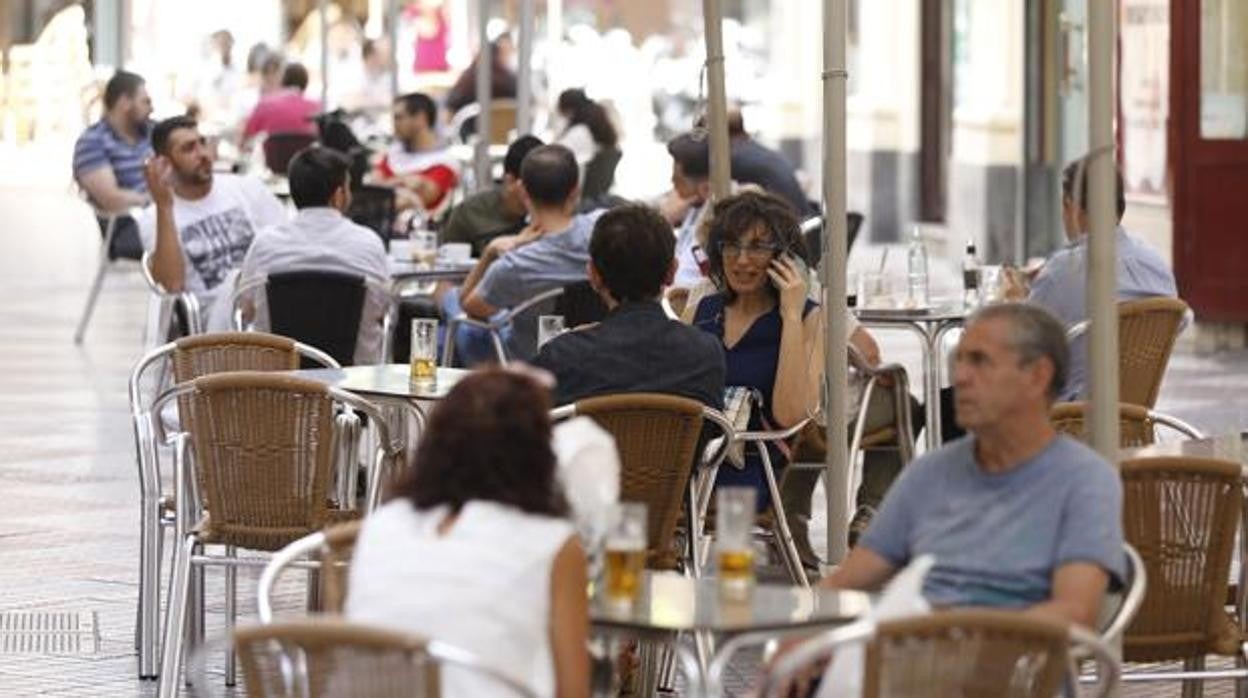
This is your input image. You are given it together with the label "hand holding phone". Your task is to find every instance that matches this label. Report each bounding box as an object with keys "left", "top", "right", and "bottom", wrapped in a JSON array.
[{"left": 768, "top": 254, "right": 808, "bottom": 320}]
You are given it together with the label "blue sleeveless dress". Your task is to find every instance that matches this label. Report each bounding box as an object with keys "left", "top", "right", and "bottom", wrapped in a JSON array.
[{"left": 692, "top": 293, "right": 818, "bottom": 509}]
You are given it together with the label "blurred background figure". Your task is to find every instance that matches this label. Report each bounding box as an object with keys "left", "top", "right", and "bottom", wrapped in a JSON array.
[
  {"left": 241, "top": 62, "right": 320, "bottom": 151},
  {"left": 409, "top": 0, "right": 450, "bottom": 73},
  {"left": 444, "top": 34, "right": 517, "bottom": 116},
  {"left": 554, "top": 88, "right": 617, "bottom": 171},
  {"left": 342, "top": 37, "right": 394, "bottom": 113},
  {"left": 185, "top": 30, "right": 243, "bottom": 138}
]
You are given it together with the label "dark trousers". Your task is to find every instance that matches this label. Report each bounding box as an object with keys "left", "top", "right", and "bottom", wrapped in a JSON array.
[{"left": 98, "top": 215, "right": 144, "bottom": 261}]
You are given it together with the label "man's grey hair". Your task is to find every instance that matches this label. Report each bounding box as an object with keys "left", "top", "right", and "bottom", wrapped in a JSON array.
[{"left": 968, "top": 303, "right": 1070, "bottom": 401}]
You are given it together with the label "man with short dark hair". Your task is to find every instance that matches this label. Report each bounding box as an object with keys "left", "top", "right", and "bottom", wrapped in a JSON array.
[
  {"left": 442, "top": 144, "right": 601, "bottom": 364},
  {"left": 140, "top": 116, "right": 286, "bottom": 329},
  {"left": 241, "top": 62, "right": 321, "bottom": 145},
  {"left": 665, "top": 132, "right": 716, "bottom": 288},
  {"left": 533, "top": 205, "right": 726, "bottom": 407},
  {"left": 441, "top": 135, "right": 544, "bottom": 256},
  {"left": 375, "top": 92, "right": 460, "bottom": 214},
  {"left": 237, "top": 146, "right": 389, "bottom": 364},
  {"left": 825, "top": 303, "right": 1124, "bottom": 629},
  {"left": 72, "top": 70, "right": 154, "bottom": 259}
]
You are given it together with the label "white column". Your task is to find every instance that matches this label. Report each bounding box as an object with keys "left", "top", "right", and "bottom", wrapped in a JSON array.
[
  {"left": 823, "top": 0, "right": 850, "bottom": 564},
  {"left": 516, "top": 0, "right": 536, "bottom": 134},
  {"left": 1087, "top": 0, "right": 1119, "bottom": 457},
  {"left": 319, "top": 0, "right": 330, "bottom": 108},
  {"left": 702, "top": 0, "right": 731, "bottom": 199},
  {"left": 474, "top": 0, "right": 492, "bottom": 189},
  {"left": 388, "top": 0, "right": 399, "bottom": 101}
]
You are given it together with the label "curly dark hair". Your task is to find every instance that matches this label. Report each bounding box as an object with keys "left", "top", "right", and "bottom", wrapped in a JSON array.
[
  {"left": 705, "top": 190, "right": 807, "bottom": 303},
  {"left": 387, "top": 369, "right": 569, "bottom": 518}
]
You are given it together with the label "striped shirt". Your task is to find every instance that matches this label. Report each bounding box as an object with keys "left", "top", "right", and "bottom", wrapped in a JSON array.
[{"left": 72, "top": 119, "right": 152, "bottom": 196}]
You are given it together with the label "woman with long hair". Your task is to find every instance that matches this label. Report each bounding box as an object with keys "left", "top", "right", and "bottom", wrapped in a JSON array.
[
  {"left": 555, "top": 88, "right": 618, "bottom": 167},
  {"left": 347, "top": 368, "right": 589, "bottom": 698}
]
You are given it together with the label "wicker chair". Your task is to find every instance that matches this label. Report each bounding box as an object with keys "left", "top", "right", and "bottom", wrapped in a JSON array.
[
  {"left": 154, "top": 372, "right": 400, "bottom": 697},
  {"left": 128, "top": 332, "right": 340, "bottom": 679},
  {"left": 1118, "top": 456, "right": 1247, "bottom": 695},
  {"left": 551, "top": 393, "right": 732, "bottom": 573},
  {"left": 1065, "top": 297, "right": 1189, "bottom": 407},
  {"left": 750, "top": 610, "right": 1120, "bottom": 698},
  {"left": 230, "top": 620, "right": 535, "bottom": 697},
  {"left": 1050, "top": 401, "right": 1204, "bottom": 448},
  {"left": 257, "top": 521, "right": 362, "bottom": 624}
]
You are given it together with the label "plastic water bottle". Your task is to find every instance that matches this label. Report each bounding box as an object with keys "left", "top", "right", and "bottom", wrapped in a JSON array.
[
  {"left": 906, "top": 225, "right": 929, "bottom": 307},
  {"left": 962, "top": 239, "right": 981, "bottom": 309}
]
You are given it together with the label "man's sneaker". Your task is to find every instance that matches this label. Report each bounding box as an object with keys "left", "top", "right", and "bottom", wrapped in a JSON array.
[{"left": 847, "top": 504, "right": 878, "bottom": 548}]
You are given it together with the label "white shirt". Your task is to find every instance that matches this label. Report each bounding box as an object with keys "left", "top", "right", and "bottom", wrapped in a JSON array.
[
  {"left": 346, "top": 500, "right": 575, "bottom": 697},
  {"left": 136, "top": 174, "right": 287, "bottom": 329},
  {"left": 556, "top": 123, "right": 598, "bottom": 169},
  {"left": 673, "top": 202, "right": 709, "bottom": 288},
  {"left": 238, "top": 208, "right": 391, "bottom": 364}
]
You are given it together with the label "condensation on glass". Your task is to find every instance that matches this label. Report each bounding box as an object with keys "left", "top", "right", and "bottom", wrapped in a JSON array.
[{"left": 1201, "top": 0, "right": 1248, "bottom": 139}]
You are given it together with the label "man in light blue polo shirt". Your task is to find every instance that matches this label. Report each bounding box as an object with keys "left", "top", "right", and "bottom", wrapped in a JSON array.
[
  {"left": 72, "top": 70, "right": 154, "bottom": 260},
  {"left": 1024, "top": 160, "right": 1178, "bottom": 400},
  {"left": 824, "top": 303, "right": 1124, "bottom": 629},
  {"left": 441, "top": 144, "right": 602, "bottom": 364}
]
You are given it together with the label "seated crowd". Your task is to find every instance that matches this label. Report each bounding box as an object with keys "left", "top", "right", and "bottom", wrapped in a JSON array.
[{"left": 87, "top": 64, "right": 1169, "bottom": 696}]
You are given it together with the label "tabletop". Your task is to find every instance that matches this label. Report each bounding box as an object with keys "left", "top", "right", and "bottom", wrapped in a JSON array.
[
  {"left": 852, "top": 303, "right": 968, "bottom": 323},
  {"left": 291, "top": 364, "right": 469, "bottom": 400},
  {"left": 591, "top": 571, "right": 870, "bottom": 634},
  {"left": 389, "top": 258, "right": 476, "bottom": 282}
]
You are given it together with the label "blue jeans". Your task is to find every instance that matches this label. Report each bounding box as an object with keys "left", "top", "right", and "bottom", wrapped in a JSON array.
[{"left": 439, "top": 287, "right": 512, "bottom": 367}]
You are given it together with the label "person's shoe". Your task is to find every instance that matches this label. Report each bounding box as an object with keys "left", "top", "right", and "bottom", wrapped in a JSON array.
[
  {"left": 786, "top": 515, "right": 823, "bottom": 572},
  {"left": 847, "top": 504, "right": 878, "bottom": 548}
]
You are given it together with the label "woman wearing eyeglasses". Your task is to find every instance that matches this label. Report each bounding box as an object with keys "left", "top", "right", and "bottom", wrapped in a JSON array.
[{"left": 691, "top": 191, "right": 916, "bottom": 569}]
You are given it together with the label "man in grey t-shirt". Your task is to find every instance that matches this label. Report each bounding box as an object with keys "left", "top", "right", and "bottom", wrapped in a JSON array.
[
  {"left": 441, "top": 144, "right": 600, "bottom": 364},
  {"left": 825, "top": 303, "right": 1124, "bottom": 629}
]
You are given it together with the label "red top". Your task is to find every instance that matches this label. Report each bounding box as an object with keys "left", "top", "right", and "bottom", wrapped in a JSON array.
[
  {"left": 243, "top": 90, "right": 321, "bottom": 140},
  {"left": 376, "top": 144, "right": 460, "bottom": 210}
]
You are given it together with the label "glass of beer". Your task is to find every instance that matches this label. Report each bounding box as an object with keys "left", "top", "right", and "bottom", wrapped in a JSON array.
[
  {"left": 409, "top": 318, "right": 438, "bottom": 388},
  {"left": 716, "top": 487, "right": 756, "bottom": 600},
  {"left": 603, "top": 502, "right": 647, "bottom": 610}
]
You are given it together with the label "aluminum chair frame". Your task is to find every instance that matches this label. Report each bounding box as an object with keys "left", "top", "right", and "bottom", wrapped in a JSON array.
[
  {"left": 231, "top": 273, "right": 398, "bottom": 363},
  {"left": 74, "top": 205, "right": 141, "bottom": 344},
  {"left": 153, "top": 378, "right": 401, "bottom": 697},
  {"left": 139, "top": 250, "right": 204, "bottom": 340},
  {"left": 128, "top": 337, "right": 340, "bottom": 679},
  {"left": 227, "top": 619, "right": 539, "bottom": 697},
  {"left": 442, "top": 286, "right": 564, "bottom": 366},
  {"left": 742, "top": 612, "right": 1120, "bottom": 698},
  {"left": 257, "top": 523, "right": 362, "bottom": 624}
]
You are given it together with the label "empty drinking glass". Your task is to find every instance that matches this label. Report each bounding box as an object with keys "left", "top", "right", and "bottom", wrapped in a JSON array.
[{"left": 537, "top": 315, "right": 566, "bottom": 349}]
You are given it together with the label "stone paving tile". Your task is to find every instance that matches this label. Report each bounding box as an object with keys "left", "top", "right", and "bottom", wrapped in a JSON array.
[{"left": 3, "top": 155, "right": 1248, "bottom": 696}]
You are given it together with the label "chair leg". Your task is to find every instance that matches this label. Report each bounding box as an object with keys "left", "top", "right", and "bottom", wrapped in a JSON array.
[
  {"left": 137, "top": 495, "right": 162, "bottom": 679},
  {"left": 758, "top": 445, "right": 809, "bottom": 588},
  {"left": 186, "top": 542, "right": 205, "bottom": 687},
  {"left": 157, "top": 536, "right": 195, "bottom": 698},
  {"left": 74, "top": 250, "right": 111, "bottom": 344},
  {"left": 224, "top": 545, "right": 237, "bottom": 687},
  {"left": 685, "top": 481, "right": 703, "bottom": 578},
  {"left": 1181, "top": 655, "right": 1205, "bottom": 698}
]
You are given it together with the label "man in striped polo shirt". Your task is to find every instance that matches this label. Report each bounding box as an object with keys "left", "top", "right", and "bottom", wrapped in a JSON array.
[{"left": 72, "top": 71, "right": 153, "bottom": 260}]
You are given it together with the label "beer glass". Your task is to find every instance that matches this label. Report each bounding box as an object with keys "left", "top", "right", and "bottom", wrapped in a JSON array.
[
  {"left": 412, "top": 230, "right": 438, "bottom": 266},
  {"left": 604, "top": 502, "right": 647, "bottom": 608},
  {"left": 409, "top": 318, "right": 438, "bottom": 388},
  {"left": 716, "top": 487, "right": 756, "bottom": 599}
]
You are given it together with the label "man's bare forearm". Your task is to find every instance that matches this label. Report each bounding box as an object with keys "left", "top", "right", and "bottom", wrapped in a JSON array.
[{"left": 149, "top": 205, "right": 186, "bottom": 292}]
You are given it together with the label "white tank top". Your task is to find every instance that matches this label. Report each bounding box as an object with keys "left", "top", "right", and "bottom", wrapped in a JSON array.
[{"left": 346, "top": 500, "right": 576, "bottom": 696}]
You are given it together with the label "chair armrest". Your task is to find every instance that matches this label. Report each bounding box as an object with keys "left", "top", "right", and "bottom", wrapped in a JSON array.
[{"left": 733, "top": 417, "right": 812, "bottom": 444}]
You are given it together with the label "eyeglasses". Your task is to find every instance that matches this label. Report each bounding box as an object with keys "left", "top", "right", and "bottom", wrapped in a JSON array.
[{"left": 720, "top": 241, "right": 781, "bottom": 261}]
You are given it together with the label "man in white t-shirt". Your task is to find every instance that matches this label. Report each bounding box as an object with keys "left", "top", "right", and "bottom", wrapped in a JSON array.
[
  {"left": 140, "top": 116, "right": 286, "bottom": 330},
  {"left": 237, "top": 146, "right": 390, "bottom": 364}
]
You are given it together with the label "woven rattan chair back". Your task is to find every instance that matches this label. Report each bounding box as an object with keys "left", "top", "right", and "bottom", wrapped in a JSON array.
[
  {"left": 573, "top": 393, "right": 705, "bottom": 568},
  {"left": 1118, "top": 297, "right": 1187, "bottom": 407},
  {"left": 318, "top": 521, "right": 362, "bottom": 614},
  {"left": 1050, "top": 402, "right": 1156, "bottom": 448},
  {"left": 862, "top": 610, "right": 1070, "bottom": 698},
  {"left": 235, "top": 620, "right": 440, "bottom": 697},
  {"left": 1120, "top": 456, "right": 1241, "bottom": 662},
  {"left": 185, "top": 372, "right": 340, "bottom": 552},
  {"left": 172, "top": 331, "right": 300, "bottom": 383}
]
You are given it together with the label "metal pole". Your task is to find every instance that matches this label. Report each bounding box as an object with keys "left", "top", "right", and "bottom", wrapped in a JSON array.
[
  {"left": 701, "top": 0, "right": 731, "bottom": 199},
  {"left": 516, "top": 0, "right": 535, "bottom": 134},
  {"left": 1087, "top": 0, "right": 1118, "bottom": 458},
  {"left": 388, "top": 0, "right": 399, "bottom": 101},
  {"left": 319, "top": 0, "right": 330, "bottom": 108},
  {"left": 547, "top": 0, "right": 563, "bottom": 54},
  {"left": 474, "top": 0, "right": 492, "bottom": 189},
  {"left": 822, "top": 0, "right": 850, "bottom": 564}
]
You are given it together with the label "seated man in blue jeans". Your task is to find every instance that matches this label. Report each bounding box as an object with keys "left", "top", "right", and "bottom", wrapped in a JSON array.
[
  {"left": 439, "top": 144, "right": 602, "bottom": 365},
  {"left": 824, "top": 302, "right": 1124, "bottom": 629}
]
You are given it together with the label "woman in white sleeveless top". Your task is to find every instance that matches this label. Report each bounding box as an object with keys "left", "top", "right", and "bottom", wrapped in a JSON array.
[{"left": 347, "top": 369, "right": 590, "bottom": 697}]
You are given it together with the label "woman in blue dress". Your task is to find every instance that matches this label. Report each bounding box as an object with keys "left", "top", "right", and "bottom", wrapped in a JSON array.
[{"left": 691, "top": 191, "right": 824, "bottom": 512}]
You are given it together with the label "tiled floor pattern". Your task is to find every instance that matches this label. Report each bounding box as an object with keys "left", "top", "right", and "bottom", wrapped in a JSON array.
[{"left": 3, "top": 142, "right": 1248, "bottom": 695}]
